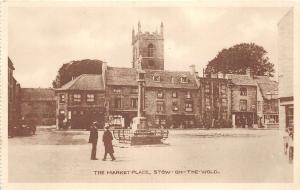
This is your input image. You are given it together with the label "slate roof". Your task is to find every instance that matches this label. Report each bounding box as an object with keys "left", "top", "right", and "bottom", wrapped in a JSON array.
[
  {"left": 105, "top": 67, "right": 198, "bottom": 89},
  {"left": 106, "top": 67, "right": 138, "bottom": 86},
  {"left": 144, "top": 69, "right": 198, "bottom": 89},
  {"left": 21, "top": 88, "right": 55, "bottom": 101},
  {"left": 254, "top": 76, "right": 278, "bottom": 99},
  {"left": 56, "top": 74, "right": 105, "bottom": 91},
  {"left": 226, "top": 74, "right": 257, "bottom": 86}
]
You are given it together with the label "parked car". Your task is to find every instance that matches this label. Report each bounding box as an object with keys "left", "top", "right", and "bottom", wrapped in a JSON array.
[{"left": 9, "top": 119, "right": 36, "bottom": 137}]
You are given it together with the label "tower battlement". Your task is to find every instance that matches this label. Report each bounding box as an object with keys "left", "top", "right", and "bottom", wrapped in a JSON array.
[{"left": 132, "top": 21, "right": 164, "bottom": 70}]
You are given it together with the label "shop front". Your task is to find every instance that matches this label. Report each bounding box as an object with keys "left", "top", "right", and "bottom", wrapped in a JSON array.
[
  {"left": 232, "top": 112, "right": 257, "bottom": 128},
  {"left": 68, "top": 106, "right": 105, "bottom": 129}
]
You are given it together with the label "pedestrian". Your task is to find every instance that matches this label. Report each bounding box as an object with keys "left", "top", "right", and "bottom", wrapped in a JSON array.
[
  {"left": 102, "top": 124, "right": 116, "bottom": 161},
  {"left": 88, "top": 121, "right": 98, "bottom": 160}
]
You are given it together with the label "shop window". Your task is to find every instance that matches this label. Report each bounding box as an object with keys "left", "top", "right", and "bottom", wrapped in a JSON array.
[
  {"left": 73, "top": 94, "right": 81, "bottom": 103},
  {"left": 240, "top": 87, "right": 247, "bottom": 96},
  {"left": 264, "top": 115, "right": 279, "bottom": 124},
  {"left": 157, "top": 91, "right": 164, "bottom": 98},
  {"left": 239, "top": 99, "right": 247, "bottom": 111},
  {"left": 185, "top": 103, "right": 193, "bottom": 112},
  {"left": 86, "top": 94, "right": 95, "bottom": 103}
]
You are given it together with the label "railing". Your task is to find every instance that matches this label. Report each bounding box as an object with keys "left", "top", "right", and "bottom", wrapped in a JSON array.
[{"left": 112, "top": 129, "right": 169, "bottom": 143}]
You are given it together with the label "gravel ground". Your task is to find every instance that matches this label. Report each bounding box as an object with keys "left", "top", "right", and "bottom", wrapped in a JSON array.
[{"left": 8, "top": 127, "right": 293, "bottom": 183}]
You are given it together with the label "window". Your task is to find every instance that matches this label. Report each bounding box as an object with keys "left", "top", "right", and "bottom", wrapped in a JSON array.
[
  {"left": 114, "top": 98, "right": 122, "bottom": 108},
  {"left": 113, "top": 88, "right": 121, "bottom": 93},
  {"left": 86, "top": 94, "right": 95, "bottom": 103},
  {"left": 240, "top": 87, "right": 247, "bottom": 96},
  {"left": 131, "top": 87, "right": 138, "bottom": 94},
  {"left": 59, "top": 94, "right": 65, "bottom": 103},
  {"left": 205, "top": 97, "right": 210, "bottom": 110},
  {"left": 148, "top": 43, "right": 155, "bottom": 57},
  {"left": 131, "top": 98, "right": 138, "bottom": 109},
  {"left": 180, "top": 76, "right": 188, "bottom": 83},
  {"left": 221, "top": 98, "right": 227, "bottom": 107},
  {"left": 257, "top": 101, "right": 262, "bottom": 112},
  {"left": 156, "top": 102, "right": 165, "bottom": 112},
  {"left": 239, "top": 99, "right": 247, "bottom": 111},
  {"left": 221, "top": 84, "right": 226, "bottom": 95},
  {"left": 157, "top": 91, "right": 164, "bottom": 98},
  {"left": 153, "top": 75, "right": 161, "bottom": 82},
  {"left": 186, "top": 91, "right": 192, "bottom": 99},
  {"left": 264, "top": 115, "right": 279, "bottom": 124},
  {"left": 205, "top": 84, "right": 210, "bottom": 93},
  {"left": 172, "top": 91, "right": 177, "bottom": 98},
  {"left": 222, "top": 112, "right": 227, "bottom": 120},
  {"left": 73, "top": 94, "right": 81, "bottom": 103},
  {"left": 172, "top": 102, "right": 179, "bottom": 111},
  {"left": 185, "top": 103, "right": 193, "bottom": 112}
]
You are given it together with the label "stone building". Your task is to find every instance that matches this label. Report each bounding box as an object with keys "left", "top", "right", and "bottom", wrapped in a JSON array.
[
  {"left": 255, "top": 76, "right": 279, "bottom": 128},
  {"left": 55, "top": 74, "right": 106, "bottom": 129},
  {"left": 143, "top": 69, "right": 200, "bottom": 129},
  {"left": 198, "top": 75, "right": 232, "bottom": 128},
  {"left": 227, "top": 70, "right": 258, "bottom": 128},
  {"left": 278, "top": 9, "right": 293, "bottom": 133},
  {"left": 104, "top": 66, "right": 138, "bottom": 128},
  {"left": 8, "top": 57, "right": 21, "bottom": 129},
  {"left": 20, "top": 88, "right": 56, "bottom": 125}
]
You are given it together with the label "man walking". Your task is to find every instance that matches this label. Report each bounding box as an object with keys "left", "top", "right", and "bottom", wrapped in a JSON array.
[
  {"left": 88, "top": 122, "right": 98, "bottom": 160},
  {"left": 102, "top": 124, "right": 116, "bottom": 161}
]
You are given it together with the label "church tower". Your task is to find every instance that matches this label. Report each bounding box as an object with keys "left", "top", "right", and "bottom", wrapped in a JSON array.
[{"left": 132, "top": 21, "right": 164, "bottom": 70}]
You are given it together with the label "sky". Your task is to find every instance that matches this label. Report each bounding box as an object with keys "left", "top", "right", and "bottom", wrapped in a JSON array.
[{"left": 8, "top": 6, "right": 290, "bottom": 88}]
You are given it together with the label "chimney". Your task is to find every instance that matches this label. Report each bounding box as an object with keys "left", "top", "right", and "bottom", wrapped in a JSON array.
[
  {"left": 189, "top": 64, "right": 196, "bottom": 75},
  {"left": 246, "top": 68, "right": 253, "bottom": 78}
]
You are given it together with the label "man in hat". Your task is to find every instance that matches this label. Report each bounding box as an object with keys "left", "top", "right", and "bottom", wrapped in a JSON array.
[
  {"left": 102, "top": 124, "right": 116, "bottom": 161},
  {"left": 88, "top": 121, "right": 98, "bottom": 160}
]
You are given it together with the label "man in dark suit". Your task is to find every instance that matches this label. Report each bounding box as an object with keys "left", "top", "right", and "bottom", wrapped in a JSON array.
[
  {"left": 102, "top": 124, "right": 116, "bottom": 161},
  {"left": 88, "top": 122, "right": 98, "bottom": 160}
]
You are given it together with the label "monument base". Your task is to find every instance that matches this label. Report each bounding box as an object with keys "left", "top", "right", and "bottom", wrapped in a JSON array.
[{"left": 112, "top": 117, "right": 168, "bottom": 145}]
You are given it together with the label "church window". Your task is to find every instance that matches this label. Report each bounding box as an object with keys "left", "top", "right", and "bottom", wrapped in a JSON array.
[{"left": 148, "top": 43, "right": 155, "bottom": 57}]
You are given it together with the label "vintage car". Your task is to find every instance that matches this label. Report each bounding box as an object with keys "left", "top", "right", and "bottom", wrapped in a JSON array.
[{"left": 9, "top": 119, "right": 36, "bottom": 137}]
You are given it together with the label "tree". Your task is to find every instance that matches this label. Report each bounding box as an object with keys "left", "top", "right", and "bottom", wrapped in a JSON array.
[
  {"left": 52, "top": 59, "right": 103, "bottom": 88},
  {"left": 205, "top": 43, "right": 275, "bottom": 77}
]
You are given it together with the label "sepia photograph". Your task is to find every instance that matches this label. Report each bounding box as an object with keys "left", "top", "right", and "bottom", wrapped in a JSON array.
[{"left": 4, "top": 3, "right": 296, "bottom": 186}]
